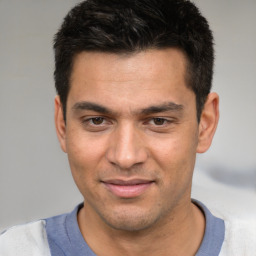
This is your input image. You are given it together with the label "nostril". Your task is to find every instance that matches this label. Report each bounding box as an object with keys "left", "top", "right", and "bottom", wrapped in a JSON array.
[
  {"left": 106, "top": 148, "right": 148, "bottom": 170},
  {"left": 105, "top": 126, "right": 148, "bottom": 168}
]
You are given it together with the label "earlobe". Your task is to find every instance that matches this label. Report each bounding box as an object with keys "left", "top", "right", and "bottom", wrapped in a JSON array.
[
  {"left": 196, "top": 92, "right": 219, "bottom": 153},
  {"left": 54, "top": 95, "right": 67, "bottom": 153}
]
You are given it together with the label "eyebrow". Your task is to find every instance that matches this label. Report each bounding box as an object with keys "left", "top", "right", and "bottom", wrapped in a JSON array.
[
  {"left": 140, "top": 102, "right": 184, "bottom": 115},
  {"left": 72, "top": 101, "right": 184, "bottom": 115},
  {"left": 72, "top": 101, "right": 113, "bottom": 114}
]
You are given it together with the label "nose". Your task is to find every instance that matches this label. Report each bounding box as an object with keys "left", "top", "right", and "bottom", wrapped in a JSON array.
[{"left": 106, "top": 122, "right": 148, "bottom": 169}]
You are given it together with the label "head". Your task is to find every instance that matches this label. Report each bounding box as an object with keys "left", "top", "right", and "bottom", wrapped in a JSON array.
[
  {"left": 54, "top": 0, "right": 214, "bottom": 122},
  {"left": 54, "top": 0, "right": 219, "bottom": 233}
]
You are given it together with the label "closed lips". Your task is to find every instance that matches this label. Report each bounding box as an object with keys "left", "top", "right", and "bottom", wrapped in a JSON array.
[{"left": 102, "top": 179, "right": 154, "bottom": 198}]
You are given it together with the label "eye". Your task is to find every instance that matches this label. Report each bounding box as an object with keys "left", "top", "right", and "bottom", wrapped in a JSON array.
[
  {"left": 152, "top": 118, "right": 167, "bottom": 125},
  {"left": 90, "top": 117, "right": 104, "bottom": 125},
  {"left": 81, "top": 116, "right": 113, "bottom": 132},
  {"left": 145, "top": 117, "right": 176, "bottom": 132}
]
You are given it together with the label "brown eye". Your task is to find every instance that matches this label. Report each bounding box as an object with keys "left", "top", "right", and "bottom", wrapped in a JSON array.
[
  {"left": 153, "top": 118, "right": 165, "bottom": 125},
  {"left": 91, "top": 117, "right": 104, "bottom": 125}
]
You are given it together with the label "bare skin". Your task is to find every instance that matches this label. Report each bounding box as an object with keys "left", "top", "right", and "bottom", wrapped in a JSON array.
[{"left": 55, "top": 49, "right": 219, "bottom": 256}]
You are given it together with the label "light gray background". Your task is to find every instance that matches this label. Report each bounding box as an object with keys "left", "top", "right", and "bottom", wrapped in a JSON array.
[{"left": 0, "top": 0, "right": 255, "bottom": 230}]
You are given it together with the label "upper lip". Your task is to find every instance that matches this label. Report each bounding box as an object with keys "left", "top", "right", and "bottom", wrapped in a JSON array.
[{"left": 102, "top": 179, "right": 154, "bottom": 185}]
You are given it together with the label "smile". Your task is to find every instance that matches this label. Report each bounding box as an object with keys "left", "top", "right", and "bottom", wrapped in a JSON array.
[{"left": 102, "top": 179, "right": 154, "bottom": 198}]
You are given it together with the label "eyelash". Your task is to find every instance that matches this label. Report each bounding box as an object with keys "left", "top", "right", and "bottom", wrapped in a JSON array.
[
  {"left": 81, "top": 116, "right": 176, "bottom": 132},
  {"left": 147, "top": 117, "right": 170, "bottom": 126},
  {"left": 82, "top": 117, "right": 109, "bottom": 126}
]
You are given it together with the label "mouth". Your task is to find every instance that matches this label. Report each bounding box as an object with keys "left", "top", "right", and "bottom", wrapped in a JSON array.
[{"left": 101, "top": 179, "right": 155, "bottom": 198}]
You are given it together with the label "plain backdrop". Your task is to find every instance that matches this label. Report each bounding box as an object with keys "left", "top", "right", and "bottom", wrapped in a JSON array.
[{"left": 0, "top": 0, "right": 256, "bottom": 230}]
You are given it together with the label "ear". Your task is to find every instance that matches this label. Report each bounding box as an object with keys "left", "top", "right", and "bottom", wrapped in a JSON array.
[
  {"left": 54, "top": 95, "right": 67, "bottom": 153},
  {"left": 196, "top": 92, "right": 219, "bottom": 153}
]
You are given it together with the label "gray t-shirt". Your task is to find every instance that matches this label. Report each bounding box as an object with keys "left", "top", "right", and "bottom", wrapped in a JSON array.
[{"left": 45, "top": 200, "right": 225, "bottom": 256}]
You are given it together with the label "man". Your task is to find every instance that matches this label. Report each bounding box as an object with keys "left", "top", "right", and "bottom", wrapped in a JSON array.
[{"left": 1, "top": 0, "right": 255, "bottom": 255}]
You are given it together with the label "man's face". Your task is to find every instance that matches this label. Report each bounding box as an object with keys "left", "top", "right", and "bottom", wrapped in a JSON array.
[{"left": 56, "top": 49, "right": 207, "bottom": 231}]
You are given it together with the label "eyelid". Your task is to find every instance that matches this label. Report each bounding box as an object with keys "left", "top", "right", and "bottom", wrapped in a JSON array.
[
  {"left": 81, "top": 115, "right": 112, "bottom": 126},
  {"left": 146, "top": 116, "right": 175, "bottom": 124},
  {"left": 80, "top": 115, "right": 177, "bottom": 130}
]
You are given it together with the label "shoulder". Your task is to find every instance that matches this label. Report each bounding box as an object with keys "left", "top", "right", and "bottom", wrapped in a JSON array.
[
  {"left": 0, "top": 220, "right": 51, "bottom": 256},
  {"left": 194, "top": 199, "right": 256, "bottom": 255},
  {"left": 207, "top": 206, "right": 256, "bottom": 255},
  {"left": 219, "top": 218, "right": 256, "bottom": 255}
]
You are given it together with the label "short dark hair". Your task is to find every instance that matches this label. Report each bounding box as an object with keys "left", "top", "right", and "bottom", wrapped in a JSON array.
[{"left": 54, "top": 0, "right": 214, "bottom": 121}]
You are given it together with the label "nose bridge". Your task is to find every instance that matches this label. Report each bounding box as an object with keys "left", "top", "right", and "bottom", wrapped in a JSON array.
[{"left": 106, "top": 121, "right": 147, "bottom": 169}]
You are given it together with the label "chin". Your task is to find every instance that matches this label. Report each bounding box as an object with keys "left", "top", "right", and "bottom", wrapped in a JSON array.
[{"left": 100, "top": 207, "right": 161, "bottom": 232}]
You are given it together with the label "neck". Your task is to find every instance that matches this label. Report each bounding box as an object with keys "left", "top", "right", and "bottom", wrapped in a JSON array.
[{"left": 78, "top": 200, "right": 205, "bottom": 256}]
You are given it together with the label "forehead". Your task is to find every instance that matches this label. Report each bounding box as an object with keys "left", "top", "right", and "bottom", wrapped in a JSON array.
[
  {"left": 68, "top": 49, "right": 195, "bottom": 113},
  {"left": 71, "top": 48, "right": 188, "bottom": 84}
]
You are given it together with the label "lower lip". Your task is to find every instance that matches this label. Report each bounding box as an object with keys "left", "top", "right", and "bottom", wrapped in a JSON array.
[{"left": 103, "top": 182, "right": 153, "bottom": 198}]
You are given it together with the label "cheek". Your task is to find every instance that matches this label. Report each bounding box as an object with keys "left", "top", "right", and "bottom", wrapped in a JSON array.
[
  {"left": 150, "top": 136, "right": 195, "bottom": 167},
  {"left": 66, "top": 138, "right": 104, "bottom": 202},
  {"left": 67, "top": 127, "right": 106, "bottom": 163},
  {"left": 149, "top": 129, "right": 198, "bottom": 181},
  {"left": 155, "top": 139, "right": 197, "bottom": 205},
  {"left": 65, "top": 131, "right": 107, "bottom": 188}
]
